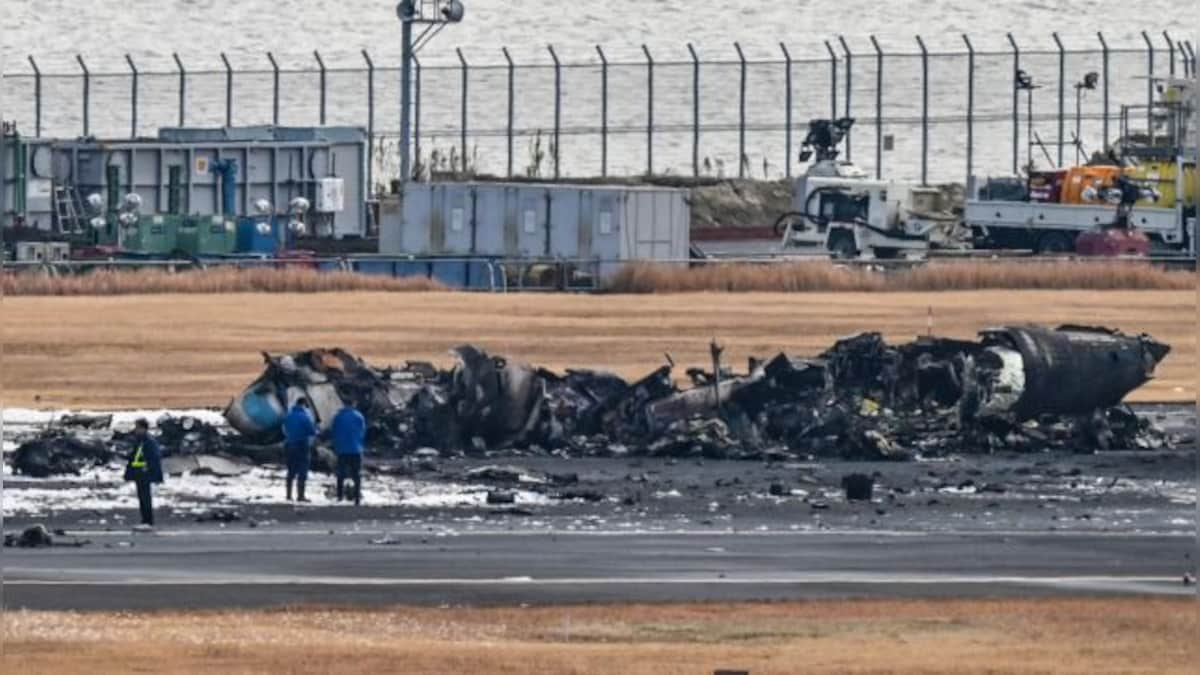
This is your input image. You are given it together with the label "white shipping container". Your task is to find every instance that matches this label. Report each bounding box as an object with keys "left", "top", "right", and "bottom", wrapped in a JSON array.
[{"left": 380, "top": 182, "right": 690, "bottom": 279}]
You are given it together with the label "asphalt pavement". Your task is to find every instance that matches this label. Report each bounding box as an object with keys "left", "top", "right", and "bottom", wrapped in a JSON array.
[{"left": 3, "top": 528, "right": 1193, "bottom": 609}]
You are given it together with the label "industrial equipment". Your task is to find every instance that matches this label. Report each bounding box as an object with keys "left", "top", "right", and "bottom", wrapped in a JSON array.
[
  {"left": 968, "top": 77, "right": 1196, "bottom": 254},
  {"left": 776, "top": 119, "right": 959, "bottom": 259},
  {"left": 1, "top": 126, "right": 368, "bottom": 238}
]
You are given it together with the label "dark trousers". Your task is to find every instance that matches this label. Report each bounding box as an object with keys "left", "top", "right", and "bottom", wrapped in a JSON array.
[
  {"left": 135, "top": 479, "right": 154, "bottom": 526},
  {"left": 336, "top": 454, "right": 363, "bottom": 505},
  {"left": 285, "top": 443, "right": 311, "bottom": 501}
]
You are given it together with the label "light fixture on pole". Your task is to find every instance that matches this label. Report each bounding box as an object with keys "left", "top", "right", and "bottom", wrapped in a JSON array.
[
  {"left": 1015, "top": 69, "right": 1037, "bottom": 178},
  {"left": 397, "top": 1, "right": 466, "bottom": 184},
  {"left": 1074, "top": 71, "right": 1099, "bottom": 164}
]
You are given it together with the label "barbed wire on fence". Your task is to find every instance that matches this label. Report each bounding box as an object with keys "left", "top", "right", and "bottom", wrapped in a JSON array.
[{"left": 3, "top": 33, "right": 1195, "bottom": 189}]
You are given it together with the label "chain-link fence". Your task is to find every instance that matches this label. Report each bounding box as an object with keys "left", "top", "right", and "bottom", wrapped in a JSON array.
[{"left": 4, "top": 33, "right": 1195, "bottom": 191}]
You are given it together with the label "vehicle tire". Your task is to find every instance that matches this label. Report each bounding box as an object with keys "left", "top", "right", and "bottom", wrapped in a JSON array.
[
  {"left": 772, "top": 211, "right": 805, "bottom": 238},
  {"left": 828, "top": 230, "right": 858, "bottom": 259},
  {"left": 1036, "top": 231, "right": 1076, "bottom": 255}
]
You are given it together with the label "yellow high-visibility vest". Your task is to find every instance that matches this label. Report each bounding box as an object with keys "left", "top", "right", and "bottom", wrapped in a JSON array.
[{"left": 130, "top": 445, "right": 147, "bottom": 469}]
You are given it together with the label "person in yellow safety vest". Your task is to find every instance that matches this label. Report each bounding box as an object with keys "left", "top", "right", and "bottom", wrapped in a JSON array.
[{"left": 123, "top": 418, "right": 164, "bottom": 528}]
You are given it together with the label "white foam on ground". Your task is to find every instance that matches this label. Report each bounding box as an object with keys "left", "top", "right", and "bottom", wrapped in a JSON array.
[
  {"left": 3, "top": 462, "right": 555, "bottom": 516},
  {"left": 1, "top": 407, "right": 555, "bottom": 515}
]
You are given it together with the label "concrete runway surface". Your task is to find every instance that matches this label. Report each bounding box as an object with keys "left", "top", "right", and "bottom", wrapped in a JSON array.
[{"left": 2, "top": 528, "right": 1192, "bottom": 609}]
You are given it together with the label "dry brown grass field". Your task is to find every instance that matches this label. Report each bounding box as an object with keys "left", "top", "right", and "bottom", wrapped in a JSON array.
[
  {"left": 2, "top": 261, "right": 1193, "bottom": 296},
  {"left": 1, "top": 289, "right": 1192, "bottom": 408},
  {"left": 3, "top": 599, "right": 1196, "bottom": 674}
]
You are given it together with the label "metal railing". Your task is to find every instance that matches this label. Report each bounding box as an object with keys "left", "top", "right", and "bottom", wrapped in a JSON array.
[{"left": 4, "top": 33, "right": 1195, "bottom": 189}]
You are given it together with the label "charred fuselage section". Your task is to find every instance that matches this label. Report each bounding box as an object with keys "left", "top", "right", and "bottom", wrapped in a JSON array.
[{"left": 220, "top": 325, "right": 1171, "bottom": 462}]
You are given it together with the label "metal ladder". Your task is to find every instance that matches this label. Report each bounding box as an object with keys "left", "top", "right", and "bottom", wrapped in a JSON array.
[{"left": 53, "top": 183, "right": 83, "bottom": 232}]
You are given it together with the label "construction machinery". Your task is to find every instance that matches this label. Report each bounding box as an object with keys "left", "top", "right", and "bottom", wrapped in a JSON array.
[
  {"left": 776, "top": 118, "right": 960, "bottom": 259},
  {"left": 968, "top": 76, "right": 1197, "bottom": 255}
]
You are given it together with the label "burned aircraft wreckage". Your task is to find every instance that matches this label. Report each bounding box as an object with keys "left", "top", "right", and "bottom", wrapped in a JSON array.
[
  {"left": 8, "top": 324, "right": 1174, "bottom": 478},
  {"left": 223, "top": 324, "right": 1171, "bottom": 461}
]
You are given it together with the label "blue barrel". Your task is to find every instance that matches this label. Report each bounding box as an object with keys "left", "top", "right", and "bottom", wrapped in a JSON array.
[{"left": 236, "top": 217, "right": 279, "bottom": 254}]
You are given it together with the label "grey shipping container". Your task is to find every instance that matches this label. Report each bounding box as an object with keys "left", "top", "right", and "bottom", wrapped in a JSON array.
[
  {"left": 1, "top": 127, "right": 368, "bottom": 239},
  {"left": 379, "top": 182, "right": 689, "bottom": 277}
]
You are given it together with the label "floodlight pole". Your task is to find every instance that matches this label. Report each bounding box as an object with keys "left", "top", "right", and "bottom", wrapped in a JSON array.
[
  {"left": 398, "top": 1, "right": 464, "bottom": 184},
  {"left": 399, "top": 2, "right": 416, "bottom": 183}
]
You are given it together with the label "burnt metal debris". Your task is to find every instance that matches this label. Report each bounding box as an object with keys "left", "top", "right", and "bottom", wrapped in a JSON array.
[
  {"left": 4, "top": 325, "right": 1175, "bottom": 478},
  {"left": 219, "top": 324, "right": 1171, "bottom": 462}
]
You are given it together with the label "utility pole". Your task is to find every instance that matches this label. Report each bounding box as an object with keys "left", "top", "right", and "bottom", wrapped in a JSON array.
[{"left": 397, "top": 1, "right": 465, "bottom": 183}]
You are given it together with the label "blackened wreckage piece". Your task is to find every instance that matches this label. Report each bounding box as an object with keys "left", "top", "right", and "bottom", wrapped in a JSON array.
[{"left": 215, "top": 324, "right": 1170, "bottom": 462}]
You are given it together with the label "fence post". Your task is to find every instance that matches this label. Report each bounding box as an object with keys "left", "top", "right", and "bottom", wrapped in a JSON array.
[
  {"left": 314, "top": 50, "right": 327, "bottom": 125},
  {"left": 963, "top": 35, "right": 975, "bottom": 193},
  {"left": 870, "top": 36, "right": 883, "bottom": 180},
  {"left": 643, "top": 44, "right": 654, "bottom": 176},
  {"left": 76, "top": 54, "right": 90, "bottom": 136},
  {"left": 456, "top": 47, "right": 465, "bottom": 172},
  {"left": 687, "top": 43, "right": 700, "bottom": 177},
  {"left": 824, "top": 41, "right": 837, "bottom": 122},
  {"left": 362, "top": 50, "right": 374, "bottom": 192},
  {"left": 1098, "top": 32, "right": 1109, "bottom": 151},
  {"left": 413, "top": 54, "right": 422, "bottom": 175},
  {"left": 785, "top": 43, "right": 796, "bottom": 177},
  {"left": 1142, "top": 31, "right": 1155, "bottom": 132},
  {"left": 548, "top": 44, "right": 562, "bottom": 179},
  {"left": 1052, "top": 33, "right": 1065, "bottom": 166},
  {"left": 1007, "top": 33, "right": 1020, "bottom": 175},
  {"left": 267, "top": 52, "right": 281, "bottom": 125},
  {"left": 838, "top": 36, "right": 853, "bottom": 161},
  {"left": 596, "top": 45, "right": 608, "bottom": 177},
  {"left": 1186, "top": 41, "right": 1197, "bottom": 77},
  {"left": 220, "top": 52, "right": 233, "bottom": 127},
  {"left": 125, "top": 54, "right": 139, "bottom": 138},
  {"left": 735, "top": 42, "right": 747, "bottom": 178},
  {"left": 1163, "top": 31, "right": 1175, "bottom": 76},
  {"left": 502, "top": 47, "right": 515, "bottom": 178},
  {"left": 27, "top": 56, "right": 41, "bottom": 137},
  {"left": 173, "top": 53, "right": 186, "bottom": 127},
  {"left": 916, "top": 35, "right": 929, "bottom": 185}
]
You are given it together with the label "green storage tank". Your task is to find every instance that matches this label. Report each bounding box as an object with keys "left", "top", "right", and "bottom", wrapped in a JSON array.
[
  {"left": 123, "top": 215, "right": 180, "bottom": 255},
  {"left": 177, "top": 215, "right": 236, "bottom": 257}
]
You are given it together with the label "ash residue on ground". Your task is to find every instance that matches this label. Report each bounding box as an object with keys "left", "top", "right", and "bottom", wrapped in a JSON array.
[{"left": 3, "top": 324, "right": 1192, "bottom": 535}]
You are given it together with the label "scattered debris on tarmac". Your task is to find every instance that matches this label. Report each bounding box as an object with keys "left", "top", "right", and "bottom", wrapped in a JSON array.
[{"left": 4, "top": 324, "right": 1179, "bottom": 482}]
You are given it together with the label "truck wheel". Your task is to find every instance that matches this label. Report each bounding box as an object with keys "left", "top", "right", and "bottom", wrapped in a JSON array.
[
  {"left": 828, "top": 231, "right": 858, "bottom": 259},
  {"left": 773, "top": 212, "right": 805, "bottom": 238},
  {"left": 1036, "top": 232, "right": 1076, "bottom": 255}
]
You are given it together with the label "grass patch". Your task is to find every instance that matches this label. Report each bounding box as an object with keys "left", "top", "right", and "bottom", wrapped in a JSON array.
[
  {"left": 1, "top": 267, "right": 446, "bottom": 296},
  {"left": 3, "top": 599, "right": 1196, "bottom": 674},
  {"left": 2, "top": 289, "right": 1190, "bottom": 408},
  {"left": 605, "top": 260, "right": 1195, "bottom": 293}
]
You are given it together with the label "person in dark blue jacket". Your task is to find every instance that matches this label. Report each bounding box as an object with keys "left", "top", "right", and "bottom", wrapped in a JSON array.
[
  {"left": 123, "top": 418, "right": 164, "bottom": 528},
  {"left": 282, "top": 398, "right": 318, "bottom": 502},
  {"left": 331, "top": 404, "right": 367, "bottom": 505}
]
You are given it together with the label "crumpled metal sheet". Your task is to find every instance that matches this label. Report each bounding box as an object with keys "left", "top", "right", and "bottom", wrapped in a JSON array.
[{"left": 221, "top": 324, "right": 1172, "bottom": 463}]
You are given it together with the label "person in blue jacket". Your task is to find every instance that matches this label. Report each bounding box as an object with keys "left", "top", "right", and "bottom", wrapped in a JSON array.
[
  {"left": 332, "top": 404, "right": 367, "bottom": 505},
  {"left": 123, "top": 418, "right": 164, "bottom": 528},
  {"left": 282, "top": 398, "right": 318, "bottom": 502}
]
